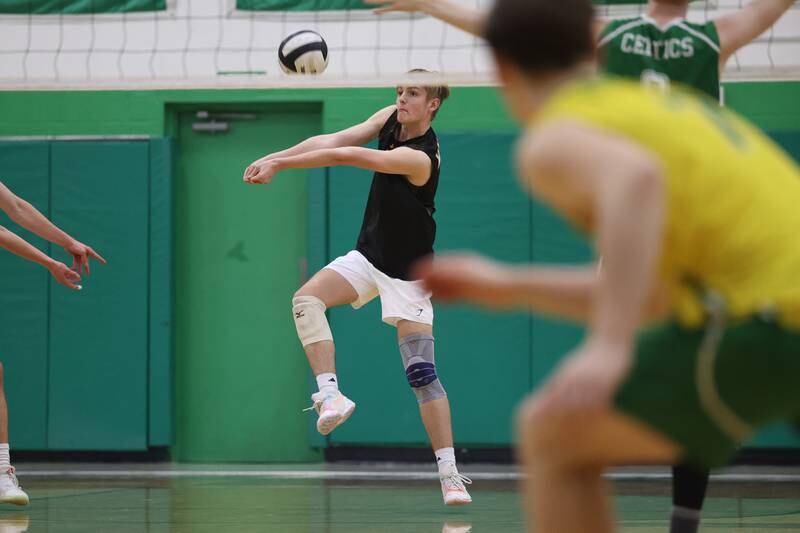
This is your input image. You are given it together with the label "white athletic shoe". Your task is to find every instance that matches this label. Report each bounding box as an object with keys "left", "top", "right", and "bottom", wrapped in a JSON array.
[
  {"left": 0, "top": 468, "right": 28, "bottom": 506},
  {"left": 439, "top": 465, "right": 472, "bottom": 506},
  {"left": 304, "top": 391, "right": 356, "bottom": 436}
]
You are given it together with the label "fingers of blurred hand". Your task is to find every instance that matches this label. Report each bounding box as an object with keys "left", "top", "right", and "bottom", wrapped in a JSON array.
[
  {"left": 55, "top": 265, "right": 82, "bottom": 290},
  {"left": 410, "top": 256, "right": 434, "bottom": 281},
  {"left": 251, "top": 172, "right": 271, "bottom": 185},
  {"left": 88, "top": 247, "right": 107, "bottom": 265},
  {"left": 66, "top": 269, "right": 81, "bottom": 283}
]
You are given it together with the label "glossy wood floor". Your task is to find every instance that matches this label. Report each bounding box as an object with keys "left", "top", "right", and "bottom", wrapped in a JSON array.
[{"left": 2, "top": 467, "right": 799, "bottom": 532}]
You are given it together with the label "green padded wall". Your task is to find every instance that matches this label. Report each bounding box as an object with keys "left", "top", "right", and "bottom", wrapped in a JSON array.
[
  {"left": 0, "top": 139, "right": 172, "bottom": 451},
  {"left": 149, "top": 138, "right": 174, "bottom": 447},
  {"left": 529, "top": 199, "right": 592, "bottom": 390},
  {"left": 426, "top": 134, "right": 533, "bottom": 444},
  {"left": 48, "top": 142, "right": 149, "bottom": 450},
  {"left": 0, "top": 142, "right": 51, "bottom": 450},
  {"left": 0, "top": 0, "right": 166, "bottom": 14}
]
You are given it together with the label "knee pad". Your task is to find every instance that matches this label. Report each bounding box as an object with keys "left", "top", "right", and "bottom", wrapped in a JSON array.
[
  {"left": 399, "top": 333, "right": 446, "bottom": 404},
  {"left": 292, "top": 295, "right": 333, "bottom": 347}
]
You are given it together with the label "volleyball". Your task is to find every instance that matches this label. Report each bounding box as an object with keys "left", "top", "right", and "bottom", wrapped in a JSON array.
[{"left": 278, "top": 30, "right": 329, "bottom": 75}]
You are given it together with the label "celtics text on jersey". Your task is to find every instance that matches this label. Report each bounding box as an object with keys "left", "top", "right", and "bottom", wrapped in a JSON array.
[{"left": 598, "top": 15, "right": 721, "bottom": 100}]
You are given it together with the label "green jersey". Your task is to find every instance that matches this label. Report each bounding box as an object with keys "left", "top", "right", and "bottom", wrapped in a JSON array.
[{"left": 599, "top": 16, "right": 721, "bottom": 100}]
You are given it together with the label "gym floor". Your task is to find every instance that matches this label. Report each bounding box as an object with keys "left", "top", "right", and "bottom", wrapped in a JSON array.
[{"left": 4, "top": 463, "right": 799, "bottom": 532}]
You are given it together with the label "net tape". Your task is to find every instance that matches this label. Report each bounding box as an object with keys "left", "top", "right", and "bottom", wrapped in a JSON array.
[{"left": 0, "top": 0, "right": 798, "bottom": 89}]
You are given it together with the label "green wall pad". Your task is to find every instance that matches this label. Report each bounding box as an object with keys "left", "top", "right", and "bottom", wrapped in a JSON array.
[
  {"left": 0, "top": 0, "right": 166, "bottom": 14},
  {"left": 237, "top": 0, "right": 369, "bottom": 10},
  {"left": 0, "top": 139, "right": 173, "bottom": 451},
  {"left": 0, "top": 142, "right": 51, "bottom": 450},
  {"left": 236, "top": 0, "right": 643, "bottom": 9}
]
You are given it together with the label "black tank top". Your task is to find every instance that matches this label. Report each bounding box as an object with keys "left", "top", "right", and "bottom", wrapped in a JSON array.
[{"left": 355, "top": 111, "right": 441, "bottom": 281}]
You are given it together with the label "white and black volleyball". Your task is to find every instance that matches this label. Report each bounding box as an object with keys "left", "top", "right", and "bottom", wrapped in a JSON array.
[{"left": 278, "top": 30, "right": 329, "bottom": 75}]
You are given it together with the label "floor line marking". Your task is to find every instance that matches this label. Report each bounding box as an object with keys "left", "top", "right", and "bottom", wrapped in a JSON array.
[{"left": 16, "top": 470, "right": 800, "bottom": 483}]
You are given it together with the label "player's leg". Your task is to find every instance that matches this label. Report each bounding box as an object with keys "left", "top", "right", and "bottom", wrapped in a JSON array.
[
  {"left": 518, "top": 322, "right": 696, "bottom": 533},
  {"left": 519, "top": 314, "right": 800, "bottom": 532},
  {"left": 294, "top": 268, "right": 358, "bottom": 375},
  {"left": 374, "top": 266, "right": 471, "bottom": 504},
  {"left": 517, "top": 400, "right": 679, "bottom": 533},
  {"left": 671, "top": 463, "right": 710, "bottom": 533},
  {"left": 0, "top": 362, "right": 28, "bottom": 506},
  {"left": 397, "top": 320, "right": 452, "bottom": 448},
  {"left": 396, "top": 319, "right": 472, "bottom": 505},
  {"left": 293, "top": 261, "right": 364, "bottom": 436}
]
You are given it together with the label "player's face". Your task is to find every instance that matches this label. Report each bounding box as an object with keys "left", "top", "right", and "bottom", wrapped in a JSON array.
[{"left": 396, "top": 85, "right": 437, "bottom": 124}]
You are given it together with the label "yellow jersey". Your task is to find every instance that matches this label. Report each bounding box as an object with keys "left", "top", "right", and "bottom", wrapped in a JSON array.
[{"left": 534, "top": 77, "right": 800, "bottom": 327}]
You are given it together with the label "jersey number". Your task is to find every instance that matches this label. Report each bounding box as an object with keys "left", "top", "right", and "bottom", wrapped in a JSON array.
[{"left": 641, "top": 69, "right": 671, "bottom": 92}]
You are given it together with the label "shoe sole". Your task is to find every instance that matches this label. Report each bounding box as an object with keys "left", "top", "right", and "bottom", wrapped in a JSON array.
[
  {"left": 444, "top": 497, "right": 472, "bottom": 507},
  {"left": 317, "top": 401, "right": 356, "bottom": 436},
  {"left": 0, "top": 495, "right": 29, "bottom": 506}
]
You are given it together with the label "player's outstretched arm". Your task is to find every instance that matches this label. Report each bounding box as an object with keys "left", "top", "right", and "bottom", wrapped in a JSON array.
[
  {"left": 0, "top": 225, "right": 82, "bottom": 290},
  {"left": 415, "top": 253, "right": 670, "bottom": 323},
  {"left": 716, "top": 0, "right": 797, "bottom": 65},
  {"left": 243, "top": 105, "right": 396, "bottom": 177},
  {"left": 245, "top": 145, "right": 432, "bottom": 186},
  {"left": 0, "top": 181, "right": 106, "bottom": 274},
  {"left": 366, "top": 0, "right": 486, "bottom": 37},
  {"left": 414, "top": 254, "right": 599, "bottom": 321},
  {"left": 368, "top": 0, "right": 610, "bottom": 44}
]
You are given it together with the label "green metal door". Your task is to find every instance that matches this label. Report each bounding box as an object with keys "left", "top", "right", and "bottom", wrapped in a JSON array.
[{"left": 174, "top": 105, "right": 322, "bottom": 462}]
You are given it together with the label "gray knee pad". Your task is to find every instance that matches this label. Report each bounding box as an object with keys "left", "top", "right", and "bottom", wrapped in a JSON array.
[{"left": 399, "top": 333, "right": 446, "bottom": 404}]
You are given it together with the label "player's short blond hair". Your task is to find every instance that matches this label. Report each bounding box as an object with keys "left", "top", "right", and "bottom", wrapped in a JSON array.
[{"left": 407, "top": 69, "right": 451, "bottom": 120}]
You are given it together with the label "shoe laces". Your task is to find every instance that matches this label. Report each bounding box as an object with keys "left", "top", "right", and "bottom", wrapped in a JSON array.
[
  {"left": 3, "top": 467, "right": 19, "bottom": 488},
  {"left": 302, "top": 399, "right": 322, "bottom": 413},
  {"left": 441, "top": 471, "right": 472, "bottom": 491},
  {"left": 302, "top": 392, "right": 335, "bottom": 413}
]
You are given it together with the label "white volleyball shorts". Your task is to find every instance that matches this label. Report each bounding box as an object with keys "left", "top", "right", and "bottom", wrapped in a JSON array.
[{"left": 324, "top": 250, "right": 434, "bottom": 327}]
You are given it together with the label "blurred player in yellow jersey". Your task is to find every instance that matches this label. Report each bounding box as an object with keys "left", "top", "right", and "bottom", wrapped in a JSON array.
[
  {"left": 413, "top": 0, "right": 800, "bottom": 531},
  {"left": 372, "top": 2, "right": 797, "bottom": 531}
]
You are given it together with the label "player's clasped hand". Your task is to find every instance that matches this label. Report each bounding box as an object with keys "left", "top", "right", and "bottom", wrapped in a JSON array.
[
  {"left": 49, "top": 261, "right": 82, "bottom": 290},
  {"left": 64, "top": 239, "right": 106, "bottom": 276},
  {"left": 243, "top": 159, "right": 281, "bottom": 185}
]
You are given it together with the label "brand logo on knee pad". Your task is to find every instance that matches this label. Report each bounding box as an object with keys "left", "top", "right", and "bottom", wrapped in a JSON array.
[
  {"left": 406, "top": 362, "right": 437, "bottom": 388},
  {"left": 295, "top": 310, "right": 305, "bottom": 319}
]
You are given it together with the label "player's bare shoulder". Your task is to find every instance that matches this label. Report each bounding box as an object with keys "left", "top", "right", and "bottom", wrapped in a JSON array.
[{"left": 370, "top": 105, "right": 398, "bottom": 128}]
